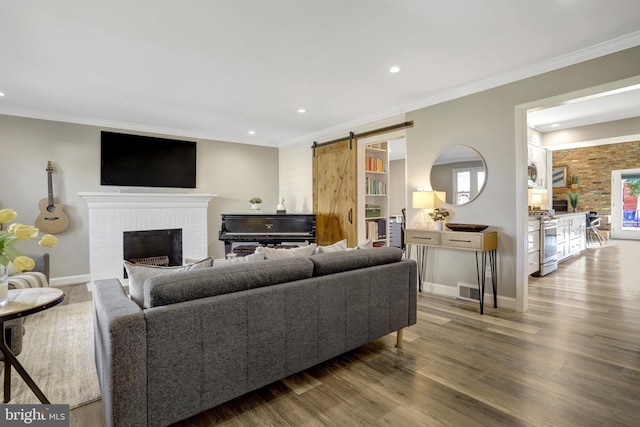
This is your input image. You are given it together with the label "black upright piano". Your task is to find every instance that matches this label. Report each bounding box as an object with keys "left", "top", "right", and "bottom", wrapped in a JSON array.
[{"left": 219, "top": 213, "right": 316, "bottom": 255}]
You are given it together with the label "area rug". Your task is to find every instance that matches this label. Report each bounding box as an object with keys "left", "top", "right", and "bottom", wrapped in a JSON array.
[{"left": 0, "top": 296, "right": 101, "bottom": 408}]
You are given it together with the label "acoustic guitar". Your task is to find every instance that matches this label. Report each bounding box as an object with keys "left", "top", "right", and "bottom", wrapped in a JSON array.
[{"left": 35, "top": 161, "right": 70, "bottom": 234}]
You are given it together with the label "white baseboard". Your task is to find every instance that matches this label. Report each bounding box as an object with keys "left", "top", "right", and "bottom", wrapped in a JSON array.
[{"left": 421, "top": 281, "right": 516, "bottom": 311}]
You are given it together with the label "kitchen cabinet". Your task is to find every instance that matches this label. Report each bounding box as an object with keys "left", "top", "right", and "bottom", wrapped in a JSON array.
[
  {"left": 527, "top": 219, "right": 540, "bottom": 275},
  {"left": 555, "top": 213, "right": 586, "bottom": 263}
]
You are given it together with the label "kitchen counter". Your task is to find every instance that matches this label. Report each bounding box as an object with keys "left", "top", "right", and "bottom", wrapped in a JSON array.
[{"left": 553, "top": 211, "right": 586, "bottom": 217}]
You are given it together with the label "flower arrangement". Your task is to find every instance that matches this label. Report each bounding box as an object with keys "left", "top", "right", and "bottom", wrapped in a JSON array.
[
  {"left": 428, "top": 208, "right": 450, "bottom": 222},
  {"left": 249, "top": 197, "right": 262, "bottom": 204},
  {"left": 0, "top": 208, "right": 58, "bottom": 273}
]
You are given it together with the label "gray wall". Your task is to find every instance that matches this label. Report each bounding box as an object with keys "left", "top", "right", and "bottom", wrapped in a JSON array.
[
  {"left": 389, "top": 159, "right": 406, "bottom": 216},
  {"left": 0, "top": 115, "right": 279, "bottom": 280},
  {"left": 406, "top": 45, "right": 640, "bottom": 302}
]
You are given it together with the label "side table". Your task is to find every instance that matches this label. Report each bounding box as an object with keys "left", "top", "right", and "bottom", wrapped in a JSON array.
[{"left": 0, "top": 287, "right": 65, "bottom": 403}]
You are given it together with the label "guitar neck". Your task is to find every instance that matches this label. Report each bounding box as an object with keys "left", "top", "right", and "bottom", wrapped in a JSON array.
[{"left": 47, "top": 171, "right": 54, "bottom": 206}]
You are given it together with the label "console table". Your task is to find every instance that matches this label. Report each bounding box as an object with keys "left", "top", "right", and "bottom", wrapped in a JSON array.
[
  {"left": 1, "top": 287, "right": 65, "bottom": 403},
  {"left": 405, "top": 228, "right": 498, "bottom": 314}
]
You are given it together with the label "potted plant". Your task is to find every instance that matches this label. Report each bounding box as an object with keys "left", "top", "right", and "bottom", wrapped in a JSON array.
[
  {"left": 428, "top": 208, "right": 450, "bottom": 230},
  {"left": 568, "top": 191, "right": 579, "bottom": 212},
  {"left": 249, "top": 197, "right": 263, "bottom": 210}
]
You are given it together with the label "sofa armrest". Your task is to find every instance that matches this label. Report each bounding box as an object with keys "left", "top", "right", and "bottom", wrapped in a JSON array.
[{"left": 93, "top": 279, "right": 147, "bottom": 427}]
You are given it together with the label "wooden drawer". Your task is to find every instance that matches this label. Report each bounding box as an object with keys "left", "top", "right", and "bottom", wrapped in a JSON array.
[
  {"left": 441, "top": 232, "right": 483, "bottom": 250},
  {"left": 527, "top": 250, "right": 539, "bottom": 275},
  {"left": 405, "top": 229, "right": 440, "bottom": 245},
  {"left": 528, "top": 219, "right": 540, "bottom": 232},
  {"left": 527, "top": 230, "right": 539, "bottom": 253}
]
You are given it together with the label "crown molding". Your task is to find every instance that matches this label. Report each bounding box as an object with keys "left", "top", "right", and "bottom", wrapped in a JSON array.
[
  {"left": 2, "top": 32, "right": 639, "bottom": 151},
  {"left": 0, "top": 107, "right": 274, "bottom": 147}
]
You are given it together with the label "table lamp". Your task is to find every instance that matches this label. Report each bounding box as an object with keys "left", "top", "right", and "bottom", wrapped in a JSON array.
[{"left": 413, "top": 191, "right": 435, "bottom": 229}]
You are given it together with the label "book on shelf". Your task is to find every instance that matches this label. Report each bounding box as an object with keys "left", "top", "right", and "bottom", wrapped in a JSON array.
[
  {"left": 365, "top": 156, "right": 385, "bottom": 172},
  {"left": 366, "top": 219, "right": 387, "bottom": 240},
  {"left": 365, "top": 177, "right": 387, "bottom": 195}
]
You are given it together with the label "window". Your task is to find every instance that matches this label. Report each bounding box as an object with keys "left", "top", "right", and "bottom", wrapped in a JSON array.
[{"left": 454, "top": 167, "right": 484, "bottom": 204}]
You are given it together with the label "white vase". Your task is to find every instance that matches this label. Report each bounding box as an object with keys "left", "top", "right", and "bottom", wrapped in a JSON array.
[
  {"left": 434, "top": 221, "right": 444, "bottom": 231},
  {"left": 0, "top": 264, "right": 8, "bottom": 307},
  {"left": 250, "top": 203, "right": 261, "bottom": 210}
]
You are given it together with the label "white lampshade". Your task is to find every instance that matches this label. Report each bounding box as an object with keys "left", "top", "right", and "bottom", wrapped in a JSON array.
[{"left": 412, "top": 191, "right": 435, "bottom": 209}]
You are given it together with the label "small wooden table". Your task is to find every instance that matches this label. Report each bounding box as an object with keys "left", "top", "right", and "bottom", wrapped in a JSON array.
[
  {"left": 0, "top": 287, "right": 65, "bottom": 403},
  {"left": 405, "top": 229, "right": 498, "bottom": 314}
]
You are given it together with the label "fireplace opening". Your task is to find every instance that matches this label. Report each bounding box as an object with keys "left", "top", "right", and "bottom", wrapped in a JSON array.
[{"left": 123, "top": 229, "right": 183, "bottom": 277}]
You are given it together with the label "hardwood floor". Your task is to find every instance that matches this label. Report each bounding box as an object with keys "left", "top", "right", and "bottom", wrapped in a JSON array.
[{"left": 71, "top": 240, "right": 640, "bottom": 426}]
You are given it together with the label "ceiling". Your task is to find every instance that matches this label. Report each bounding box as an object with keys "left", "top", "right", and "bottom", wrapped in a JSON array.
[
  {"left": 527, "top": 83, "right": 640, "bottom": 132},
  {"left": 1, "top": 1, "right": 640, "bottom": 148}
]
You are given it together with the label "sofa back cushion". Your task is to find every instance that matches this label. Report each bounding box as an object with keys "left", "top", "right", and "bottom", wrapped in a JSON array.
[
  {"left": 144, "top": 257, "right": 314, "bottom": 308},
  {"left": 309, "top": 246, "right": 403, "bottom": 277}
]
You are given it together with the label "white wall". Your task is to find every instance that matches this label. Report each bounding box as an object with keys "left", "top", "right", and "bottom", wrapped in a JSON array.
[
  {"left": 0, "top": 115, "right": 279, "bottom": 282},
  {"left": 278, "top": 143, "right": 313, "bottom": 213}
]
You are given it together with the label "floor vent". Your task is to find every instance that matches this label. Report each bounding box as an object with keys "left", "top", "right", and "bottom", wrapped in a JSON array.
[{"left": 457, "top": 282, "right": 480, "bottom": 302}]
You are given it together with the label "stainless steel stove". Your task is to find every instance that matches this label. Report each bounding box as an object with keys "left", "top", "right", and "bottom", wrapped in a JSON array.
[{"left": 529, "top": 210, "right": 558, "bottom": 276}]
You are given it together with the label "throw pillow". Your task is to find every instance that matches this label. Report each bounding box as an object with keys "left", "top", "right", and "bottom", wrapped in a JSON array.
[
  {"left": 255, "top": 244, "right": 317, "bottom": 259},
  {"left": 345, "top": 237, "right": 373, "bottom": 251},
  {"left": 315, "top": 239, "right": 347, "bottom": 254},
  {"left": 125, "top": 257, "right": 213, "bottom": 307},
  {"left": 213, "top": 251, "right": 265, "bottom": 267}
]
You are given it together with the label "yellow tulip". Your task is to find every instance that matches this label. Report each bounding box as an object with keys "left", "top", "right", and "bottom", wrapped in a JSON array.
[
  {"left": 7, "top": 223, "right": 19, "bottom": 233},
  {"left": 0, "top": 209, "right": 17, "bottom": 223},
  {"left": 39, "top": 234, "right": 58, "bottom": 248},
  {"left": 13, "top": 255, "right": 35, "bottom": 273},
  {"left": 12, "top": 224, "right": 39, "bottom": 240}
]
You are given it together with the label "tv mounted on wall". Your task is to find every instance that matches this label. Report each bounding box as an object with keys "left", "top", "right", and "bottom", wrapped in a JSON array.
[{"left": 101, "top": 131, "right": 197, "bottom": 188}]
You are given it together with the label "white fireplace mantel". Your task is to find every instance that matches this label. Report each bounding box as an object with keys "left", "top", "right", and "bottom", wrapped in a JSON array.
[
  {"left": 79, "top": 192, "right": 217, "bottom": 282},
  {"left": 79, "top": 192, "right": 217, "bottom": 207}
]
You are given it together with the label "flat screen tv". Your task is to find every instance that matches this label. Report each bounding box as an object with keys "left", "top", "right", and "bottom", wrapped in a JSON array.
[{"left": 101, "top": 131, "right": 196, "bottom": 188}]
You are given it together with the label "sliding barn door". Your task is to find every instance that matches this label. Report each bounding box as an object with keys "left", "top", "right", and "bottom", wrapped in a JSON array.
[{"left": 313, "top": 139, "right": 357, "bottom": 246}]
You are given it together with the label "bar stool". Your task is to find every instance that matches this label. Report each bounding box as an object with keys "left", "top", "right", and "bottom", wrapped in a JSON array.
[{"left": 586, "top": 212, "right": 606, "bottom": 246}]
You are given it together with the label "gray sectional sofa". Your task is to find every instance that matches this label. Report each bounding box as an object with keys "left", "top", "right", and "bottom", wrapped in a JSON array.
[{"left": 93, "top": 247, "right": 417, "bottom": 427}]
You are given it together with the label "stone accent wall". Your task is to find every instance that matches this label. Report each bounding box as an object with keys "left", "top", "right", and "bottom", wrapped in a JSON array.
[{"left": 552, "top": 140, "right": 640, "bottom": 218}]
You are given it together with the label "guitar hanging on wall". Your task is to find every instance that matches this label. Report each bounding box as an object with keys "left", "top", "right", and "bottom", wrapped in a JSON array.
[{"left": 35, "top": 161, "right": 70, "bottom": 234}]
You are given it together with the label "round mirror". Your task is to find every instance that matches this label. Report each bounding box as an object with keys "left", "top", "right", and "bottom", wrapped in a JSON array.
[{"left": 430, "top": 145, "right": 486, "bottom": 205}]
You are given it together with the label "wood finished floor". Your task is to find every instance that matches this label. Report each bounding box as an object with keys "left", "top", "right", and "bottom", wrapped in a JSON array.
[{"left": 71, "top": 239, "right": 640, "bottom": 426}]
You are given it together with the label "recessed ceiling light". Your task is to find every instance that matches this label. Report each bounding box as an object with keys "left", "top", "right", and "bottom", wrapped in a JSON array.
[
  {"left": 0, "top": 92, "right": 5, "bottom": 97},
  {"left": 298, "top": 108, "right": 306, "bottom": 113},
  {"left": 389, "top": 66, "right": 400, "bottom": 73},
  {"left": 550, "top": 123, "right": 560, "bottom": 128},
  {"left": 248, "top": 130, "right": 256, "bottom": 135}
]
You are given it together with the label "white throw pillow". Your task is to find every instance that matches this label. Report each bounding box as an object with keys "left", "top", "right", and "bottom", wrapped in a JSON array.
[
  {"left": 213, "top": 251, "right": 265, "bottom": 267},
  {"left": 255, "top": 244, "right": 317, "bottom": 259},
  {"left": 315, "top": 239, "right": 347, "bottom": 254},
  {"left": 124, "top": 257, "right": 213, "bottom": 307},
  {"left": 346, "top": 237, "right": 373, "bottom": 251}
]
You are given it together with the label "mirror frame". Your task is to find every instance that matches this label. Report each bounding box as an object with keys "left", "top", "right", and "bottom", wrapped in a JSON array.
[{"left": 430, "top": 145, "right": 487, "bottom": 206}]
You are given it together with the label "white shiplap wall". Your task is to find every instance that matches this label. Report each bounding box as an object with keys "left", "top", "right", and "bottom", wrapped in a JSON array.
[{"left": 278, "top": 143, "right": 313, "bottom": 213}]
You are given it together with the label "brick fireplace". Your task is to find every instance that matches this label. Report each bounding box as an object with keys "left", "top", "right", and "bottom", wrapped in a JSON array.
[{"left": 79, "top": 192, "right": 216, "bottom": 283}]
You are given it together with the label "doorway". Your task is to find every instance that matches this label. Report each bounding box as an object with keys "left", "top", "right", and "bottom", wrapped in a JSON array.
[
  {"left": 611, "top": 168, "right": 640, "bottom": 239},
  {"left": 516, "top": 75, "right": 640, "bottom": 312}
]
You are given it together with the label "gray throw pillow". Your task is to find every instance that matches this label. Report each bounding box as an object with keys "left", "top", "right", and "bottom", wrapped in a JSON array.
[{"left": 124, "top": 257, "right": 213, "bottom": 307}]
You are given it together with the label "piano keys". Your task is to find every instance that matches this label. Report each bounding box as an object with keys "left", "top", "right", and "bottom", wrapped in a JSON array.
[{"left": 219, "top": 213, "right": 316, "bottom": 255}]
